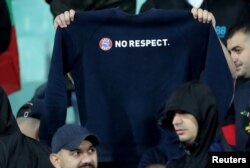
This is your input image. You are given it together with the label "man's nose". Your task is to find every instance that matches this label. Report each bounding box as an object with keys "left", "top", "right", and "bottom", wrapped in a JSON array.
[
  {"left": 172, "top": 113, "right": 182, "bottom": 125},
  {"left": 80, "top": 154, "right": 93, "bottom": 165},
  {"left": 231, "top": 53, "right": 238, "bottom": 63}
]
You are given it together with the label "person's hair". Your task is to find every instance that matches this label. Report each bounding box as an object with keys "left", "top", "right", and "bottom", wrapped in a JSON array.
[
  {"left": 227, "top": 22, "right": 250, "bottom": 40},
  {"left": 16, "top": 117, "right": 40, "bottom": 126}
]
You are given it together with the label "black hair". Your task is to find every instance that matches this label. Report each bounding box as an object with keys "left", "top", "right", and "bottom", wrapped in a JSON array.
[{"left": 227, "top": 22, "right": 250, "bottom": 40}]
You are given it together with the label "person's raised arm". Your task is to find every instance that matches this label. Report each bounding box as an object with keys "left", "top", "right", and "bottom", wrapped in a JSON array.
[{"left": 191, "top": 8, "right": 237, "bottom": 80}]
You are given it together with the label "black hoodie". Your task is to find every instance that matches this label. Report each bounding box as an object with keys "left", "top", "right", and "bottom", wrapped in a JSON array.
[
  {"left": 159, "top": 81, "right": 218, "bottom": 168},
  {"left": 0, "top": 87, "right": 53, "bottom": 168}
]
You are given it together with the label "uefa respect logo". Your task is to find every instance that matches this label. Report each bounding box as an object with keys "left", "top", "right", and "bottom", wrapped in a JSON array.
[
  {"left": 99, "top": 38, "right": 113, "bottom": 51},
  {"left": 99, "top": 37, "right": 170, "bottom": 51}
]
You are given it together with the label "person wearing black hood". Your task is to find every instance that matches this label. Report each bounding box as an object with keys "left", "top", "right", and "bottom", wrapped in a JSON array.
[
  {"left": 159, "top": 81, "right": 218, "bottom": 168},
  {"left": 0, "top": 87, "right": 53, "bottom": 167}
]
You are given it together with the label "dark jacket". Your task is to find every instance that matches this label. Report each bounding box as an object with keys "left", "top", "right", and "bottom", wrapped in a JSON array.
[
  {"left": 159, "top": 81, "right": 218, "bottom": 168},
  {"left": 138, "top": 137, "right": 185, "bottom": 168},
  {"left": 49, "top": 0, "right": 136, "bottom": 17},
  {"left": 233, "top": 79, "right": 250, "bottom": 151},
  {"left": 0, "top": 87, "right": 53, "bottom": 168}
]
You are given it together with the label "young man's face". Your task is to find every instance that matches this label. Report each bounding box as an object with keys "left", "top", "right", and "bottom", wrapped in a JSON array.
[
  {"left": 172, "top": 111, "right": 198, "bottom": 144},
  {"left": 50, "top": 140, "right": 98, "bottom": 168},
  {"left": 227, "top": 31, "right": 250, "bottom": 78}
]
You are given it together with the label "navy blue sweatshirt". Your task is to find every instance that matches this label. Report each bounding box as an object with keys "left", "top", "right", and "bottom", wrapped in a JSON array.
[{"left": 41, "top": 8, "right": 233, "bottom": 162}]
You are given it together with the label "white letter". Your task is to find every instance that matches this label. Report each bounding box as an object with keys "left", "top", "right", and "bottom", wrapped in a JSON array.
[
  {"left": 151, "top": 39, "right": 156, "bottom": 47},
  {"left": 121, "top": 40, "right": 127, "bottom": 47},
  {"left": 141, "top": 40, "right": 145, "bottom": 47},
  {"left": 242, "top": 158, "right": 247, "bottom": 163},
  {"left": 146, "top": 40, "right": 151, "bottom": 46},
  {"left": 156, "top": 39, "right": 162, "bottom": 46},
  {"left": 212, "top": 156, "right": 219, "bottom": 163},
  {"left": 135, "top": 40, "right": 140, "bottom": 47},
  {"left": 115, "top": 41, "right": 121, "bottom": 47},
  {"left": 162, "top": 39, "right": 168, "bottom": 46},
  {"left": 129, "top": 40, "right": 134, "bottom": 47}
]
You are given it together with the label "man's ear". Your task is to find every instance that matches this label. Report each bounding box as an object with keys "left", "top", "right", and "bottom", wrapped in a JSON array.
[{"left": 49, "top": 153, "right": 60, "bottom": 168}]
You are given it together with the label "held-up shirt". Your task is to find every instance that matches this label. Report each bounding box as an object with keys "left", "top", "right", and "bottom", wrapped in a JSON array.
[{"left": 41, "top": 8, "right": 233, "bottom": 162}]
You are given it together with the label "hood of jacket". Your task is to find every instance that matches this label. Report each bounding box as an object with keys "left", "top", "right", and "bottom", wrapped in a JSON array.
[{"left": 159, "top": 81, "right": 218, "bottom": 168}]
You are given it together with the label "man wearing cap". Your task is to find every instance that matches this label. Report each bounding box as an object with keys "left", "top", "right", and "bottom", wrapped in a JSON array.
[
  {"left": 16, "top": 100, "right": 42, "bottom": 140},
  {"left": 50, "top": 124, "right": 99, "bottom": 168}
]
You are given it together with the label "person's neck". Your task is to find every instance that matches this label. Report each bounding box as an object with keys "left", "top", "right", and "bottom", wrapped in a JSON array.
[
  {"left": 17, "top": 118, "right": 40, "bottom": 140},
  {"left": 181, "top": 141, "right": 199, "bottom": 155},
  {"left": 19, "top": 124, "right": 39, "bottom": 140}
]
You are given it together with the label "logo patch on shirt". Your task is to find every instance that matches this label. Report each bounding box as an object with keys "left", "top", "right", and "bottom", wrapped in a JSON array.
[
  {"left": 99, "top": 38, "right": 113, "bottom": 51},
  {"left": 99, "top": 37, "right": 170, "bottom": 51}
]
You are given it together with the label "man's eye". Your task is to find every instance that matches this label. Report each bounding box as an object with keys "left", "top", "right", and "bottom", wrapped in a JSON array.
[
  {"left": 88, "top": 147, "right": 96, "bottom": 154},
  {"left": 234, "top": 48, "right": 242, "bottom": 54},
  {"left": 71, "top": 151, "right": 81, "bottom": 157}
]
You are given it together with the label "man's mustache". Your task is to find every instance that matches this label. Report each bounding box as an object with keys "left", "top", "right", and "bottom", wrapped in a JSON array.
[{"left": 80, "top": 163, "right": 95, "bottom": 168}]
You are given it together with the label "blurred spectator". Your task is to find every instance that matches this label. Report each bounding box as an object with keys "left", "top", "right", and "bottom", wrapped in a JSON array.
[
  {"left": 16, "top": 100, "right": 42, "bottom": 140},
  {"left": 46, "top": 0, "right": 136, "bottom": 18},
  {"left": 0, "top": 87, "right": 53, "bottom": 167}
]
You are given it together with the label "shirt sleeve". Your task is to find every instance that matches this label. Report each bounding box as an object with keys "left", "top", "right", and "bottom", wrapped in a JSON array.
[
  {"left": 202, "top": 24, "right": 234, "bottom": 123},
  {"left": 39, "top": 28, "right": 76, "bottom": 145}
]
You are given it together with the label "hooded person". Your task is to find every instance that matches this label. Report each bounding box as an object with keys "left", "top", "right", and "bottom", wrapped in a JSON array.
[
  {"left": 0, "top": 87, "right": 53, "bottom": 167},
  {"left": 159, "top": 81, "right": 218, "bottom": 168},
  {"left": 15, "top": 99, "right": 44, "bottom": 140}
]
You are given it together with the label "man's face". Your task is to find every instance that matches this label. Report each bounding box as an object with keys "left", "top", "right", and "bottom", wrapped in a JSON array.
[
  {"left": 227, "top": 31, "right": 250, "bottom": 78},
  {"left": 51, "top": 140, "right": 98, "bottom": 168},
  {"left": 172, "top": 111, "right": 198, "bottom": 144}
]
